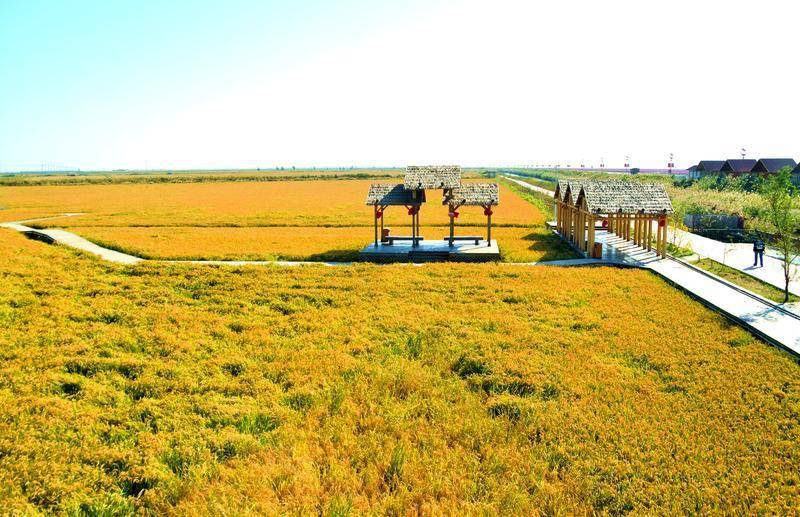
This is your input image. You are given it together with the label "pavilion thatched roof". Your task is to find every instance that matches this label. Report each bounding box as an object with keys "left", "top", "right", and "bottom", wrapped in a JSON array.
[
  {"left": 443, "top": 183, "right": 499, "bottom": 206},
  {"left": 578, "top": 181, "right": 673, "bottom": 215},
  {"left": 365, "top": 184, "right": 425, "bottom": 206},
  {"left": 404, "top": 165, "right": 462, "bottom": 190}
]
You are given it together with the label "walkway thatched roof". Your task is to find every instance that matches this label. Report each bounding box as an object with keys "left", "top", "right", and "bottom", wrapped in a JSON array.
[
  {"left": 443, "top": 183, "right": 499, "bottom": 206},
  {"left": 404, "top": 165, "right": 461, "bottom": 190},
  {"left": 558, "top": 180, "right": 585, "bottom": 205},
  {"left": 365, "top": 184, "right": 425, "bottom": 206},
  {"left": 578, "top": 181, "right": 673, "bottom": 215}
]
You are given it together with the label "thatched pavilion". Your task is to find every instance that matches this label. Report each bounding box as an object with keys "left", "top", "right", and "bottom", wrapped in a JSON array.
[
  {"left": 361, "top": 166, "right": 501, "bottom": 262},
  {"left": 554, "top": 180, "right": 674, "bottom": 258},
  {"left": 443, "top": 183, "right": 499, "bottom": 245},
  {"left": 365, "top": 184, "right": 425, "bottom": 247}
]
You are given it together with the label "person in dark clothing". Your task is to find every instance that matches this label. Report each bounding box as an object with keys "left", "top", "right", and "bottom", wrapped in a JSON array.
[{"left": 753, "top": 238, "right": 765, "bottom": 267}]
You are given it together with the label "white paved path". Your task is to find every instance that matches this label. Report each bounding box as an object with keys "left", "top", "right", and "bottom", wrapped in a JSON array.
[{"left": 669, "top": 229, "right": 800, "bottom": 296}]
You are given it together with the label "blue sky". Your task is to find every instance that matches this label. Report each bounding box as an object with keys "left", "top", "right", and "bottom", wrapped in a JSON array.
[{"left": 1, "top": 0, "right": 799, "bottom": 171}]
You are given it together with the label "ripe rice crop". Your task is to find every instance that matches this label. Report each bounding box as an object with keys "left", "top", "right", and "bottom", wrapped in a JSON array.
[
  {"left": 1, "top": 180, "right": 538, "bottom": 228},
  {"left": 2, "top": 177, "right": 573, "bottom": 262},
  {"left": 62, "top": 225, "right": 575, "bottom": 262},
  {"left": 0, "top": 229, "right": 797, "bottom": 514}
]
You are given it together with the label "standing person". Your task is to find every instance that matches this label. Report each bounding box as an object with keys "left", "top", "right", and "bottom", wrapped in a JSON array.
[{"left": 753, "top": 235, "right": 765, "bottom": 267}]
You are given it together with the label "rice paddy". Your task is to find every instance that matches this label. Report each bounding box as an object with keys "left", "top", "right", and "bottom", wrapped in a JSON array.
[
  {"left": 0, "top": 178, "right": 574, "bottom": 262},
  {"left": 0, "top": 229, "right": 797, "bottom": 514}
]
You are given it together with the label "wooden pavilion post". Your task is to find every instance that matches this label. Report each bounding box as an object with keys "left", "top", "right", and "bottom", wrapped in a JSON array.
[
  {"left": 415, "top": 206, "right": 420, "bottom": 247},
  {"left": 587, "top": 214, "right": 595, "bottom": 257},
  {"left": 448, "top": 203, "right": 455, "bottom": 247},
  {"left": 373, "top": 205, "right": 379, "bottom": 247},
  {"left": 486, "top": 205, "right": 492, "bottom": 244},
  {"left": 662, "top": 217, "right": 669, "bottom": 258},
  {"left": 646, "top": 215, "right": 652, "bottom": 251},
  {"left": 380, "top": 205, "right": 385, "bottom": 241},
  {"left": 411, "top": 190, "right": 418, "bottom": 248}
]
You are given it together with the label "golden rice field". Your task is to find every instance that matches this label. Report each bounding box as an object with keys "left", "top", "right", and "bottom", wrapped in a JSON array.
[
  {"left": 1, "top": 178, "right": 575, "bottom": 262},
  {"left": 61, "top": 225, "right": 569, "bottom": 262},
  {"left": 0, "top": 180, "right": 536, "bottom": 227},
  {"left": 0, "top": 229, "right": 798, "bottom": 513}
]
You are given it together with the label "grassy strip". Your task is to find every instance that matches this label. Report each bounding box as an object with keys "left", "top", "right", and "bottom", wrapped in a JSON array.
[
  {"left": 500, "top": 178, "right": 555, "bottom": 218},
  {"left": 688, "top": 258, "right": 799, "bottom": 304}
]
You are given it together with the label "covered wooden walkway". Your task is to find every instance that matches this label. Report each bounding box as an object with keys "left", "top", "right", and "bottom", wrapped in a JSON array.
[{"left": 554, "top": 179, "right": 674, "bottom": 258}]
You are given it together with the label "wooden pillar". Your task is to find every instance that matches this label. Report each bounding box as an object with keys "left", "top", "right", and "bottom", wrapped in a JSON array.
[
  {"left": 635, "top": 215, "right": 641, "bottom": 246},
  {"left": 567, "top": 207, "right": 572, "bottom": 242},
  {"left": 584, "top": 212, "right": 589, "bottom": 252},
  {"left": 646, "top": 216, "right": 652, "bottom": 251},
  {"left": 411, "top": 209, "right": 415, "bottom": 247},
  {"left": 588, "top": 215, "right": 595, "bottom": 257},
  {"left": 380, "top": 206, "right": 385, "bottom": 240},
  {"left": 373, "top": 205, "right": 379, "bottom": 247},
  {"left": 657, "top": 219, "right": 662, "bottom": 256},
  {"left": 626, "top": 214, "right": 631, "bottom": 241},
  {"left": 621, "top": 214, "right": 626, "bottom": 240},
  {"left": 557, "top": 202, "right": 562, "bottom": 234},
  {"left": 487, "top": 209, "right": 492, "bottom": 244},
  {"left": 448, "top": 203, "right": 455, "bottom": 247},
  {"left": 415, "top": 208, "right": 420, "bottom": 247},
  {"left": 662, "top": 218, "right": 668, "bottom": 258}
]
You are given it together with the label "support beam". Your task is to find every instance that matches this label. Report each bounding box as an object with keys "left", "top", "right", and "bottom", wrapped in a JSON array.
[
  {"left": 380, "top": 205, "right": 385, "bottom": 240},
  {"left": 487, "top": 208, "right": 492, "bottom": 244},
  {"left": 373, "top": 205, "right": 378, "bottom": 247},
  {"left": 448, "top": 203, "right": 455, "bottom": 247}
]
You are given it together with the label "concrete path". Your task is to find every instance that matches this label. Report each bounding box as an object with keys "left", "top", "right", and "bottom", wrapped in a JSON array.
[
  {"left": 0, "top": 220, "right": 144, "bottom": 265},
  {"left": 505, "top": 175, "right": 800, "bottom": 355},
  {"left": 505, "top": 174, "right": 800, "bottom": 296}
]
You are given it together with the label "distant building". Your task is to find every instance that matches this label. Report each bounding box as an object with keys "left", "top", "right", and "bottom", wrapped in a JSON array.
[
  {"left": 689, "top": 160, "right": 725, "bottom": 179},
  {"left": 720, "top": 159, "right": 757, "bottom": 176},
  {"left": 751, "top": 158, "right": 797, "bottom": 174}
]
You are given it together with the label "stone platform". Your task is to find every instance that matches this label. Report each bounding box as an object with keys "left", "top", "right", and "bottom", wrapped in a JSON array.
[{"left": 359, "top": 239, "right": 500, "bottom": 262}]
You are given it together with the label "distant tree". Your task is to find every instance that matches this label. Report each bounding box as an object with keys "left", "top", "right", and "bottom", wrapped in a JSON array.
[
  {"left": 740, "top": 173, "right": 763, "bottom": 193},
  {"left": 760, "top": 167, "right": 800, "bottom": 303}
]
